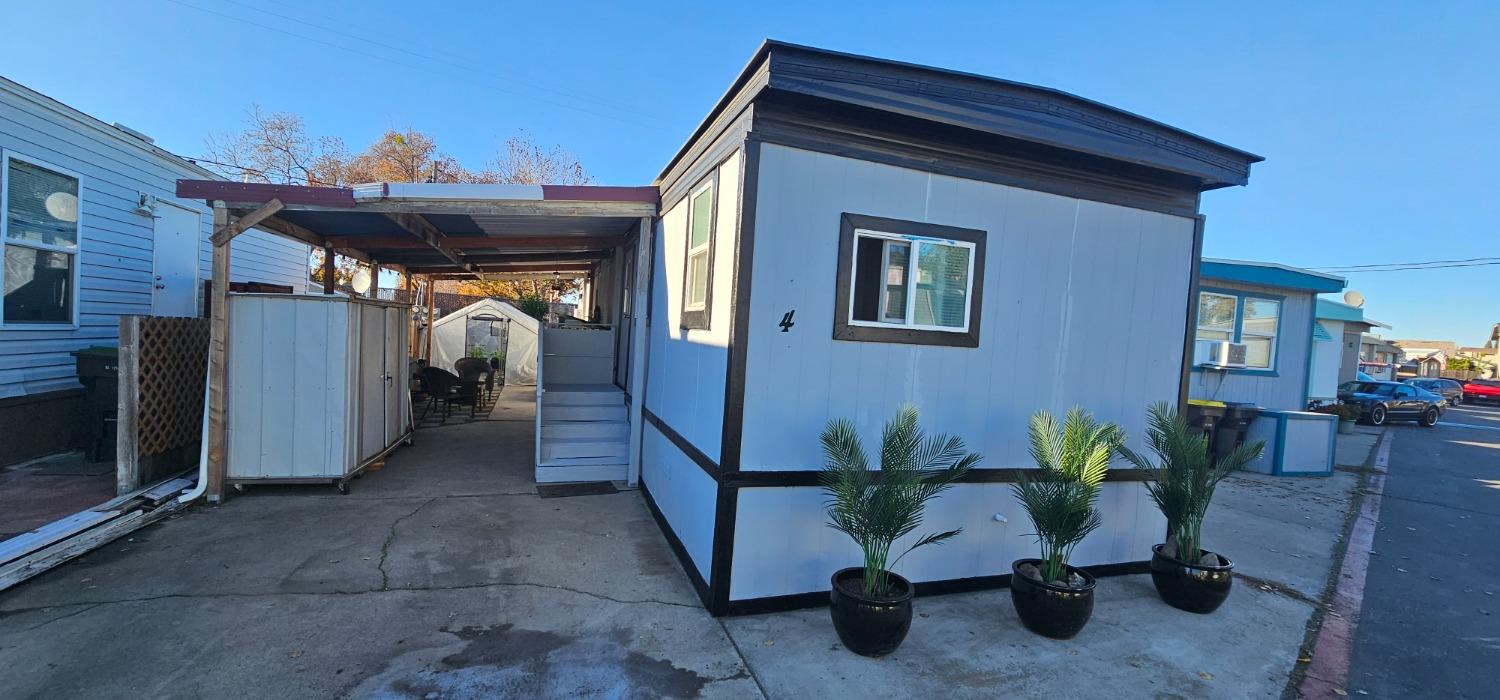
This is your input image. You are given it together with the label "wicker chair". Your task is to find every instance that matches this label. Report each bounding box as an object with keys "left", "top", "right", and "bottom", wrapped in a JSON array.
[
  {"left": 421, "top": 366, "right": 480, "bottom": 421},
  {"left": 454, "top": 357, "right": 495, "bottom": 399}
]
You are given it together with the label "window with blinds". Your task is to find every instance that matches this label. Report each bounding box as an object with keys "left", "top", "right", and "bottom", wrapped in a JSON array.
[{"left": 849, "top": 230, "right": 975, "bottom": 332}]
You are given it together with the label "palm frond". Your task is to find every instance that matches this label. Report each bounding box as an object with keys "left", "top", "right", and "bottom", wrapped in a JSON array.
[{"left": 1014, "top": 407, "right": 1123, "bottom": 582}]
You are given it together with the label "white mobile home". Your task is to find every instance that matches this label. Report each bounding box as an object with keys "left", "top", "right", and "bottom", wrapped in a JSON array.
[
  {"left": 641, "top": 43, "right": 1263, "bottom": 613},
  {"left": 0, "top": 77, "right": 310, "bottom": 465},
  {"left": 175, "top": 41, "right": 1263, "bottom": 616}
]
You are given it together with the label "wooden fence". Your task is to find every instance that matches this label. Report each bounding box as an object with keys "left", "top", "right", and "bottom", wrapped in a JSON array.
[{"left": 116, "top": 316, "right": 210, "bottom": 494}]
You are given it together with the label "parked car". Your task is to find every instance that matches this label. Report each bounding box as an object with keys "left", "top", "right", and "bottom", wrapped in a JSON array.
[
  {"left": 1404, "top": 378, "right": 1465, "bottom": 405},
  {"left": 1337, "top": 381, "right": 1445, "bottom": 427},
  {"left": 1462, "top": 379, "right": 1500, "bottom": 405}
]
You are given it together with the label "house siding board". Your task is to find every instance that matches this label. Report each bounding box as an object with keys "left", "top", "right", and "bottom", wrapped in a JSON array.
[
  {"left": 642, "top": 150, "right": 741, "bottom": 463},
  {"left": 642, "top": 421, "right": 718, "bottom": 580},
  {"left": 740, "top": 144, "right": 1194, "bottom": 472},
  {"left": 730, "top": 483, "right": 1163, "bottom": 600},
  {"left": 0, "top": 81, "right": 309, "bottom": 400},
  {"left": 1187, "top": 280, "right": 1315, "bottom": 410}
]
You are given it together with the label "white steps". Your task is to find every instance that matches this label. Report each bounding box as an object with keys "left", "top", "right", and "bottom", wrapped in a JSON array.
[{"left": 537, "top": 381, "right": 628, "bottom": 478}]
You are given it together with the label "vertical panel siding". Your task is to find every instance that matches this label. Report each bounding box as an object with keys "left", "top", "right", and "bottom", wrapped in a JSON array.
[
  {"left": 1186, "top": 280, "right": 1315, "bottom": 410},
  {"left": 730, "top": 483, "right": 1164, "bottom": 600},
  {"left": 642, "top": 423, "right": 718, "bottom": 579},
  {"left": 642, "top": 149, "right": 741, "bottom": 462},
  {"left": 0, "top": 82, "right": 309, "bottom": 399},
  {"left": 740, "top": 144, "right": 1196, "bottom": 471}
]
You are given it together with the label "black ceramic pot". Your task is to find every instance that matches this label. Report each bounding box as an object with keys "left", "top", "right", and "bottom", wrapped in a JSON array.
[
  {"left": 1009, "top": 559, "right": 1096, "bottom": 640},
  {"left": 1150, "top": 544, "right": 1233, "bottom": 614},
  {"left": 829, "top": 567, "right": 914, "bottom": 657}
]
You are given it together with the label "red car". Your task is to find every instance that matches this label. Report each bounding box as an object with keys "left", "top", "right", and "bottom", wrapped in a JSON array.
[{"left": 1462, "top": 379, "right": 1500, "bottom": 404}]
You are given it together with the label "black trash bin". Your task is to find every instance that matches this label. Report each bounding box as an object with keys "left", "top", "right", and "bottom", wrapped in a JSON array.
[
  {"left": 1184, "top": 401, "right": 1227, "bottom": 442},
  {"left": 1212, "top": 402, "right": 1261, "bottom": 464},
  {"left": 71, "top": 345, "right": 119, "bottom": 462}
]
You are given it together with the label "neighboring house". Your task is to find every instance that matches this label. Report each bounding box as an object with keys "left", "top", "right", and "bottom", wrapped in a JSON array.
[
  {"left": 1390, "top": 339, "right": 1459, "bottom": 378},
  {"left": 1187, "top": 259, "right": 1345, "bottom": 476},
  {"left": 0, "top": 76, "right": 310, "bottom": 466},
  {"left": 1309, "top": 297, "right": 1386, "bottom": 404},
  {"left": 1360, "top": 335, "right": 1404, "bottom": 380}
]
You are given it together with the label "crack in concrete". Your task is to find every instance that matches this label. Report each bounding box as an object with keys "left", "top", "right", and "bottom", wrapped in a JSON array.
[
  {"left": 1233, "top": 572, "right": 1320, "bottom": 607},
  {"left": 0, "top": 579, "right": 702, "bottom": 619},
  {"left": 3, "top": 602, "right": 102, "bottom": 633},
  {"left": 378, "top": 497, "right": 439, "bottom": 591}
]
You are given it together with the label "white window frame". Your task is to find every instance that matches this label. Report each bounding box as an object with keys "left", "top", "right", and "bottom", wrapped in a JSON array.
[
  {"left": 0, "top": 151, "right": 84, "bottom": 330},
  {"left": 682, "top": 179, "right": 714, "bottom": 314},
  {"left": 847, "top": 229, "right": 976, "bottom": 334},
  {"left": 1195, "top": 291, "right": 1237, "bottom": 342},
  {"left": 1239, "top": 296, "right": 1281, "bottom": 370}
]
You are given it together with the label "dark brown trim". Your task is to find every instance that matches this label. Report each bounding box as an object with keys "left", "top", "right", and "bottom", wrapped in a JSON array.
[
  {"left": 640, "top": 481, "right": 713, "bottom": 610},
  {"left": 722, "top": 560, "right": 1152, "bottom": 616},
  {"left": 679, "top": 171, "right": 719, "bottom": 331},
  {"left": 719, "top": 138, "right": 761, "bottom": 476},
  {"left": 641, "top": 407, "right": 722, "bottom": 481},
  {"left": 832, "top": 213, "right": 985, "bottom": 348},
  {"left": 1178, "top": 215, "right": 1206, "bottom": 412},
  {"left": 724, "top": 467, "right": 1154, "bottom": 488}
]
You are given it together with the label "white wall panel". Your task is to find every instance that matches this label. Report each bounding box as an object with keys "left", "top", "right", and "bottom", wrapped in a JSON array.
[
  {"left": 739, "top": 144, "right": 1196, "bottom": 471},
  {"left": 730, "top": 482, "right": 1165, "bottom": 600},
  {"left": 642, "top": 422, "right": 719, "bottom": 580},
  {"left": 0, "top": 81, "right": 309, "bottom": 399},
  {"left": 642, "top": 150, "right": 741, "bottom": 462}
]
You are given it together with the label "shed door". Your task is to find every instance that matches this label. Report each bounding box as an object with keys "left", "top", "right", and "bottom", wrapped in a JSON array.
[
  {"left": 383, "top": 306, "right": 405, "bottom": 441},
  {"left": 151, "top": 202, "right": 200, "bottom": 316},
  {"left": 358, "top": 304, "right": 388, "bottom": 462}
]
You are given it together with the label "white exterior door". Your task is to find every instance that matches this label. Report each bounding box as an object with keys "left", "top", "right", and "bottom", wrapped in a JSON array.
[
  {"left": 151, "top": 202, "right": 200, "bottom": 316},
  {"left": 358, "top": 304, "right": 388, "bottom": 462}
]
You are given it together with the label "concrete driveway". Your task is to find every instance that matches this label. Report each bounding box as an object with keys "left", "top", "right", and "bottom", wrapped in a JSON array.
[{"left": 0, "top": 388, "right": 1374, "bottom": 698}]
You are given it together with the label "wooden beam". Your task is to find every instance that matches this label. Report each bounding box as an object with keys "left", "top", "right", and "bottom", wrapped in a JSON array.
[
  {"left": 383, "top": 212, "right": 475, "bottom": 274},
  {"left": 323, "top": 235, "right": 622, "bottom": 250},
  {"left": 406, "top": 262, "right": 593, "bottom": 275},
  {"left": 219, "top": 199, "right": 657, "bottom": 218},
  {"left": 206, "top": 207, "right": 231, "bottom": 503},
  {"left": 322, "top": 246, "right": 336, "bottom": 294},
  {"left": 424, "top": 277, "right": 436, "bottom": 362},
  {"left": 459, "top": 251, "right": 609, "bottom": 264},
  {"left": 210, "top": 199, "right": 285, "bottom": 246},
  {"left": 115, "top": 316, "right": 140, "bottom": 495},
  {"left": 236, "top": 211, "right": 326, "bottom": 248}
]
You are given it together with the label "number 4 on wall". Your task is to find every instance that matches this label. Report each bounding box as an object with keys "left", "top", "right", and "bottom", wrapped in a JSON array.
[{"left": 779, "top": 310, "right": 795, "bottom": 332}]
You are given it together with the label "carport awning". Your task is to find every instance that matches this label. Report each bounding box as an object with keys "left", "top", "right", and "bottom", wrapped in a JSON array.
[{"left": 175, "top": 180, "right": 658, "bottom": 277}]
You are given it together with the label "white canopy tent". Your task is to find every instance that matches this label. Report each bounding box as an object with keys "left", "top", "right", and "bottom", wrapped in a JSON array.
[{"left": 430, "top": 298, "right": 540, "bottom": 386}]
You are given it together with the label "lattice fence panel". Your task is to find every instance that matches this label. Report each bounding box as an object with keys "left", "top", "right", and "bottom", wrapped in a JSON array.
[{"left": 136, "top": 317, "right": 210, "bottom": 456}]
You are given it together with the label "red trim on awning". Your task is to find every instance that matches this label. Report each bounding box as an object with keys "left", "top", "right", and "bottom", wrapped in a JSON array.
[
  {"left": 541, "top": 185, "right": 658, "bottom": 203},
  {"left": 176, "top": 180, "right": 357, "bottom": 207}
]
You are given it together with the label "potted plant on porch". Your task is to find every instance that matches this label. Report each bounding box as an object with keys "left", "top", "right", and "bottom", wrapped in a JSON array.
[
  {"left": 1010, "top": 408, "right": 1123, "bottom": 639},
  {"left": 1118, "top": 402, "right": 1264, "bottom": 614},
  {"left": 820, "top": 406, "right": 979, "bottom": 657}
]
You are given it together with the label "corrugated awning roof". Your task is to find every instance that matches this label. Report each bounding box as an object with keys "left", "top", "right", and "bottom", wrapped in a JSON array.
[{"left": 176, "top": 180, "right": 658, "bottom": 277}]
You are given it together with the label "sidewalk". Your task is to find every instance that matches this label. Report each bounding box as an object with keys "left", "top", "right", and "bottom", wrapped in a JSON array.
[{"left": 0, "top": 393, "right": 1379, "bottom": 698}]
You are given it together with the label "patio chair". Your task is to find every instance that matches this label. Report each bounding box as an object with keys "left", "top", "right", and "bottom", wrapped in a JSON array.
[
  {"left": 421, "top": 366, "right": 480, "bottom": 422},
  {"left": 454, "top": 357, "right": 495, "bottom": 399}
]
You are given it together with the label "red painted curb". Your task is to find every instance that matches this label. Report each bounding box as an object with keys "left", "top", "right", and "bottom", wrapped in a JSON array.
[{"left": 1298, "top": 430, "right": 1391, "bottom": 699}]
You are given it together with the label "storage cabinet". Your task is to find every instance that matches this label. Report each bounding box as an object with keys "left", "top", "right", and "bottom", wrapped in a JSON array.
[{"left": 225, "top": 294, "right": 410, "bottom": 490}]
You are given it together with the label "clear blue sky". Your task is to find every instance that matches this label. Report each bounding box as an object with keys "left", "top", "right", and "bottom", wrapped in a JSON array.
[{"left": 7, "top": 1, "right": 1497, "bottom": 344}]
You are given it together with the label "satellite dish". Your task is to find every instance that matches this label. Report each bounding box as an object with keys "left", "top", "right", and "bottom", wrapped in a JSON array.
[
  {"left": 1343, "top": 290, "right": 1365, "bottom": 308},
  {"left": 351, "top": 269, "right": 372, "bottom": 294}
]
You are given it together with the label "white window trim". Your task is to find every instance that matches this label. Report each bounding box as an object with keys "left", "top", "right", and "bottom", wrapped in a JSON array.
[
  {"left": 1239, "top": 297, "right": 1281, "bottom": 370},
  {"left": 683, "top": 179, "right": 713, "bottom": 313},
  {"left": 847, "top": 229, "right": 976, "bottom": 334},
  {"left": 1195, "top": 291, "right": 1237, "bottom": 340},
  {"left": 0, "top": 150, "right": 84, "bottom": 330}
]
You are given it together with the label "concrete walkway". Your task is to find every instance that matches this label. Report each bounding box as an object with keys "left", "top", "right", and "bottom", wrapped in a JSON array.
[{"left": 0, "top": 391, "right": 1378, "bottom": 699}]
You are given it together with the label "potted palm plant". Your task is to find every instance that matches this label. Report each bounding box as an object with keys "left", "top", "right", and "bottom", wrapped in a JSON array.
[
  {"left": 1117, "top": 402, "right": 1264, "bottom": 614},
  {"left": 1010, "top": 408, "right": 1122, "bottom": 639},
  {"left": 821, "top": 406, "right": 979, "bottom": 657}
]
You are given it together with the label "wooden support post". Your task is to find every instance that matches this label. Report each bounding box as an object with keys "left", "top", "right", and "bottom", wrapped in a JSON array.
[
  {"left": 206, "top": 207, "right": 232, "bottom": 503},
  {"left": 626, "top": 217, "right": 652, "bottom": 487},
  {"left": 116, "top": 316, "right": 141, "bottom": 495},
  {"left": 322, "top": 245, "right": 336, "bottom": 294},
  {"left": 424, "top": 276, "right": 436, "bottom": 362}
]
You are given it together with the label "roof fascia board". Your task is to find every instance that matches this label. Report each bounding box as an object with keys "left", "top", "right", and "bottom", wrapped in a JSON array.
[{"left": 1200, "top": 259, "right": 1346, "bottom": 294}]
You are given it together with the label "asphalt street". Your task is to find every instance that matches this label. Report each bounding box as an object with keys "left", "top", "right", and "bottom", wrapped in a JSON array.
[{"left": 1346, "top": 400, "right": 1500, "bottom": 697}]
